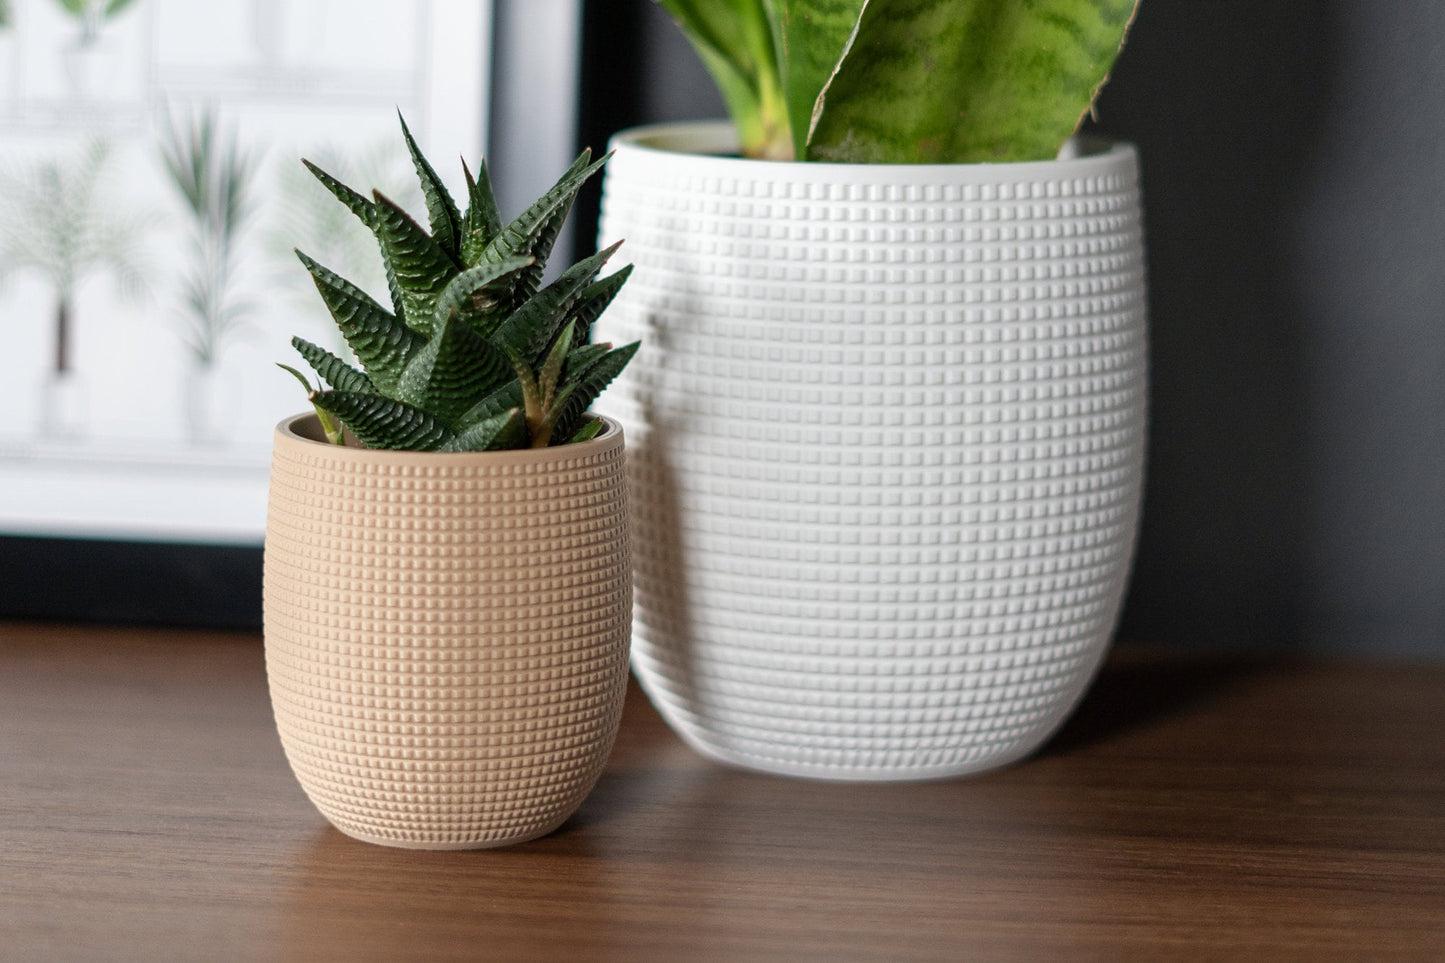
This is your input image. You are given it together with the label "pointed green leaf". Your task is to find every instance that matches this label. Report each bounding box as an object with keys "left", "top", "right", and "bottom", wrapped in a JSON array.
[
  {"left": 455, "top": 381, "right": 524, "bottom": 432},
  {"left": 295, "top": 250, "right": 422, "bottom": 394},
  {"left": 807, "top": 0, "right": 1141, "bottom": 162},
  {"left": 310, "top": 390, "right": 455, "bottom": 451},
  {"left": 461, "top": 158, "right": 504, "bottom": 266},
  {"left": 396, "top": 313, "right": 514, "bottom": 422},
  {"left": 656, "top": 0, "right": 791, "bottom": 159},
  {"left": 290, "top": 336, "right": 375, "bottom": 394},
  {"left": 490, "top": 241, "right": 622, "bottom": 363},
  {"left": 441, "top": 407, "right": 526, "bottom": 452},
  {"left": 761, "top": 0, "right": 868, "bottom": 161},
  {"left": 372, "top": 189, "right": 461, "bottom": 337},
  {"left": 550, "top": 340, "right": 641, "bottom": 444},
  {"left": 304, "top": 158, "right": 407, "bottom": 320},
  {"left": 568, "top": 264, "right": 633, "bottom": 342},
  {"left": 302, "top": 158, "right": 376, "bottom": 225},
  {"left": 479, "top": 149, "right": 609, "bottom": 305},
  {"left": 397, "top": 112, "right": 463, "bottom": 262},
  {"left": 564, "top": 417, "right": 606, "bottom": 445},
  {"left": 434, "top": 255, "right": 534, "bottom": 339}
]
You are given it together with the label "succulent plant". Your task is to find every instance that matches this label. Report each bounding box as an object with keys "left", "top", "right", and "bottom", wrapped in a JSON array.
[
  {"left": 281, "top": 115, "right": 638, "bottom": 451},
  {"left": 655, "top": 0, "right": 1141, "bottom": 164}
]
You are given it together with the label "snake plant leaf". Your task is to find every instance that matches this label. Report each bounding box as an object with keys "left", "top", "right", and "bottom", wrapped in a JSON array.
[
  {"left": 372, "top": 189, "right": 461, "bottom": 337},
  {"left": 656, "top": 0, "right": 791, "bottom": 159},
  {"left": 460, "top": 158, "right": 504, "bottom": 266},
  {"left": 807, "top": 0, "right": 1141, "bottom": 163},
  {"left": 761, "top": 0, "right": 869, "bottom": 162},
  {"left": 398, "top": 112, "right": 463, "bottom": 262},
  {"left": 396, "top": 313, "right": 514, "bottom": 423},
  {"left": 549, "top": 340, "right": 642, "bottom": 444},
  {"left": 309, "top": 390, "right": 454, "bottom": 451},
  {"left": 439, "top": 407, "right": 526, "bottom": 452},
  {"left": 296, "top": 249, "right": 422, "bottom": 394},
  {"left": 567, "top": 264, "right": 634, "bottom": 342},
  {"left": 434, "top": 255, "right": 534, "bottom": 340},
  {"left": 290, "top": 336, "right": 376, "bottom": 394},
  {"left": 490, "top": 241, "right": 623, "bottom": 365},
  {"left": 479, "top": 149, "right": 608, "bottom": 305}
]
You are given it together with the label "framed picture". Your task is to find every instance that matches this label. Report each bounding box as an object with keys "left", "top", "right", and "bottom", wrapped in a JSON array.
[{"left": 0, "top": 0, "right": 589, "bottom": 627}]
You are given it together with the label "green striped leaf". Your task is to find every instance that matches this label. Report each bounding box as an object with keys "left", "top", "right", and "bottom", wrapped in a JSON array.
[
  {"left": 807, "top": 0, "right": 1141, "bottom": 162},
  {"left": 372, "top": 189, "right": 461, "bottom": 337},
  {"left": 549, "top": 340, "right": 641, "bottom": 444},
  {"left": 568, "top": 264, "right": 633, "bottom": 342},
  {"left": 461, "top": 158, "right": 503, "bottom": 266},
  {"left": 761, "top": 0, "right": 868, "bottom": 162},
  {"left": 479, "top": 149, "right": 608, "bottom": 306},
  {"left": 310, "top": 391, "right": 454, "bottom": 451},
  {"left": 434, "top": 255, "right": 534, "bottom": 340},
  {"left": 398, "top": 112, "right": 463, "bottom": 262},
  {"left": 295, "top": 250, "right": 421, "bottom": 394},
  {"left": 289, "top": 336, "right": 375, "bottom": 394},
  {"left": 396, "top": 313, "right": 514, "bottom": 423},
  {"left": 489, "top": 241, "right": 622, "bottom": 364},
  {"left": 441, "top": 407, "right": 526, "bottom": 452}
]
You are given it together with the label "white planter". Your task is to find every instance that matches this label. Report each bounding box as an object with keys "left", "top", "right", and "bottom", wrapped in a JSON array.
[{"left": 595, "top": 121, "right": 1148, "bottom": 781}]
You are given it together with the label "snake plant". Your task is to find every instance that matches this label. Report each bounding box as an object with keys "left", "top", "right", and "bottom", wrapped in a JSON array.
[
  {"left": 281, "top": 115, "right": 638, "bottom": 451},
  {"left": 654, "top": 0, "right": 1141, "bottom": 163}
]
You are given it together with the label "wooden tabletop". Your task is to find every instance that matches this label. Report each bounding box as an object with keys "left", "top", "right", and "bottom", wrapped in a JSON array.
[{"left": 2, "top": 622, "right": 1442, "bottom": 961}]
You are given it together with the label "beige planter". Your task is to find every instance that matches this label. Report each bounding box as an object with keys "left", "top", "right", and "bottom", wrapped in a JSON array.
[{"left": 263, "top": 413, "right": 631, "bottom": 849}]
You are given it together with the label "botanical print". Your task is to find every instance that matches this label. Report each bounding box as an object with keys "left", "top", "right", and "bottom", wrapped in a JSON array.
[{"left": 0, "top": 0, "right": 489, "bottom": 541}]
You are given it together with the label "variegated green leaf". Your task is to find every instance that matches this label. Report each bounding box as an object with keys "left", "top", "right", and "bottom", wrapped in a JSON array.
[
  {"left": 290, "top": 336, "right": 375, "bottom": 394},
  {"left": 295, "top": 250, "right": 422, "bottom": 394},
  {"left": 656, "top": 0, "right": 791, "bottom": 159},
  {"left": 395, "top": 313, "right": 514, "bottom": 423},
  {"left": 398, "top": 112, "right": 463, "bottom": 262},
  {"left": 490, "top": 241, "right": 623, "bottom": 363},
  {"left": 760, "top": 0, "right": 868, "bottom": 162},
  {"left": 565, "top": 417, "right": 607, "bottom": 444},
  {"left": 808, "top": 0, "right": 1141, "bottom": 162},
  {"left": 434, "top": 255, "right": 534, "bottom": 340},
  {"left": 310, "top": 390, "right": 455, "bottom": 451},
  {"left": 372, "top": 189, "right": 461, "bottom": 337}
]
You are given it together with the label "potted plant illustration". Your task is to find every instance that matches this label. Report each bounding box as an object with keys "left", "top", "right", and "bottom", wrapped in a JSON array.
[
  {"left": 594, "top": 0, "right": 1147, "bottom": 781},
  {"left": 158, "top": 107, "right": 258, "bottom": 444},
  {"left": 264, "top": 114, "right": 640, "bottom": 849},
  {"left": 0, "top": 140, "right": 150, "bottom": 437}
]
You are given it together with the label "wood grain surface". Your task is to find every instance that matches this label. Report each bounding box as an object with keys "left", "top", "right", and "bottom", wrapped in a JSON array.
[{"left": 2, "top": 622, "right": 1442, "bottom": 961}]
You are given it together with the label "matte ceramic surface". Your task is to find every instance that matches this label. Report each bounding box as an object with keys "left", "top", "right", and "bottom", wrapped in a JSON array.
[
  {"left": 596, "top": 121, "right": 1147, "bottom": 781},
  {"left": 263, "top": 415, "right": 631, "bottom": 847}
]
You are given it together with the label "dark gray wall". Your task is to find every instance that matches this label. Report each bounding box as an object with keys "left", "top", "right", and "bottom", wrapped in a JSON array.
[{"left": 579, "top": 1, "right": 1445, "bottom": 660}]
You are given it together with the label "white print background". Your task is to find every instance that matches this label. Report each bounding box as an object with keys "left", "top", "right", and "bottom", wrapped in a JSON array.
[{"left": 0, "top": 0, "right": 490, "bottom": 542}]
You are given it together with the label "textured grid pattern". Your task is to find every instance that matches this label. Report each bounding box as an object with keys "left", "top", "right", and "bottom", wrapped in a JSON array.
[
  {"left": 263, "top": 417, "right": 631, "bottom": 848},
  {"left": 596, "top": 123, "right": 1147, "bottom": 781}
]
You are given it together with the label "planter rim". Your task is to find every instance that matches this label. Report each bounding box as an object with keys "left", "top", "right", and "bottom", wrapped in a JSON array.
[
  {"left": 273, "top": 411, "right": 623, "bottom": 467},
  {"left": 607, "top": 120, "right": 1137, "bottom": 181}
]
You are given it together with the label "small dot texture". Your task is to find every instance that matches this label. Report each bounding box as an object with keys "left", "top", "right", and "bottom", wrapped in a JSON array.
[
  {"left": 263, "top": 419, "right": 631, "bottom": 847},
  {"left": 595, "top": 124, "right": 1148, "bottom": 781}
]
